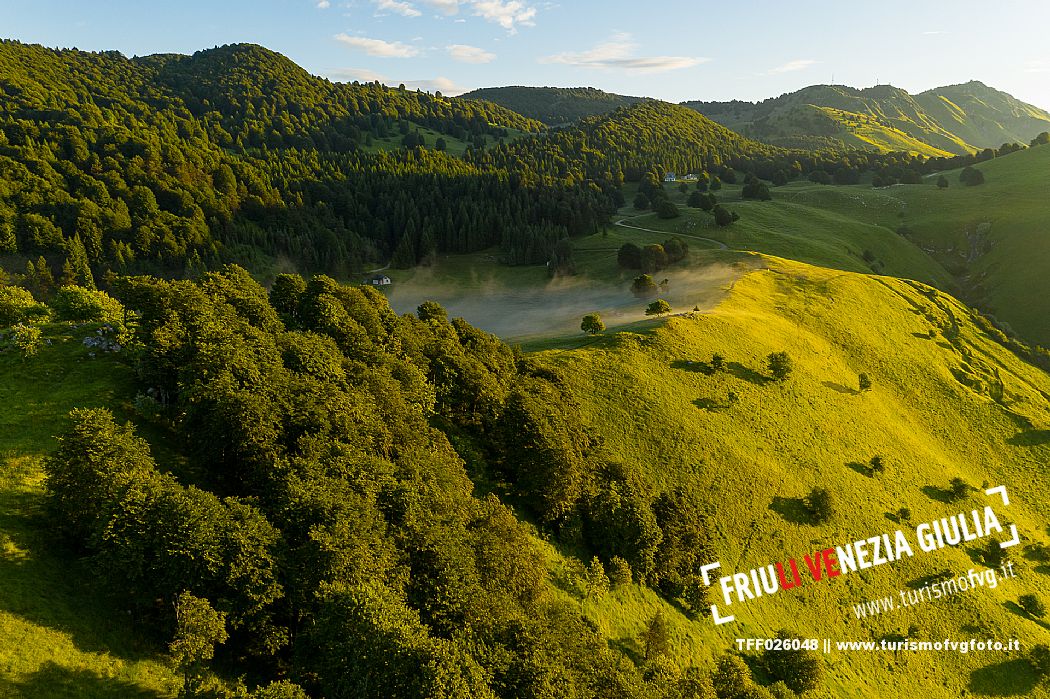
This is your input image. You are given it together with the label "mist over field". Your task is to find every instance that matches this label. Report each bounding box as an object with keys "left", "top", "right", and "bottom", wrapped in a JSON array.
[{"left": 386, "top": 262, "right": 745, "bottom": 339}]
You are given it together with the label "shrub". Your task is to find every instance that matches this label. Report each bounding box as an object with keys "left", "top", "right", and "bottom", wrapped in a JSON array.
[
  {"left": 858, "top": 372, "right": 872, "bottom": 391},
  {"left": 767, "top": 351, "right": 793, "bottom": 381},
  {"left": 656, "top": 200, "right": 680, "bottom": 219},
  {"left": 51, "top": 286, "right": 124, "bottom": 324},
  {"left": 13, "top": 323, "right": 43, "bottom": 358},
  {"left": 949, "top": 477, "right": 972, "bottom": 502},
  {"left": 960, "top": 166, "right": 985, "bottom": 186},
  {"left": 806, "top": 487, "right": 836, "bottom": 524},
  {"left": 1020, "top": 593, "right": 1047, "bottom": 618},
  {"left": 0, "top": 286, "right": 50, "bottom": 326},
  {"left": 631, "top": 274, "right": 658, "bottom": 297}
]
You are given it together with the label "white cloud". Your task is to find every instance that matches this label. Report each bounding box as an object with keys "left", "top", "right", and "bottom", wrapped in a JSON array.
[
  {"left": 402, "top": 76, "right": 470, "bottom": 95},
  {"left": 421, "top": 0, "right": 462, "bottom": 14},
  {"left": 769, "top": 59, "right": 818, "bottom": 75},
  {"left": 471, "top": 0, "right": 536, "bottom": 31},
  {"left": 447, "top": 43, "right": 496, "bottom": 63},
  {"left": 316, "top": 0, "right": 331, "bottom": 8},
  {"left": 335, "top": 33, "right": 420, "bottom": 58},
  {"left": 374, "top": 0, "right": 422, "bottom": 16},
  {"left": 541, "top": 33, "right": 707, "bottom": 74},
  {"left": 1026, "top": 59, "right": 1050, "bottom": 73},
  {"left": 330, "top": 67, "right": 388, "bottom": 83}
]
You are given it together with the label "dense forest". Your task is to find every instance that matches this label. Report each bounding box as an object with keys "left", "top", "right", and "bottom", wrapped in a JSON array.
[
  {"left": 460, "top": 86, "right": 647, "bottom": 125},
  {"left": 0, "top": 40, "right": 993, "bottom": 289},
  {"left": 39, "top": 266, "right": 741, "bottom": 698}
]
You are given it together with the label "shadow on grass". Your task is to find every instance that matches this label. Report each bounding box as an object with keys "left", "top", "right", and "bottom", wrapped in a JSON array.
[
  {"left": 769, "top": 497, "right": 813, "bottom": 525},
  {"left": 846, "top": 461, "right": 872, "bottom": 477},
  {"left": 968, "top": 658, "right": 1039, "bottom": 696},
  {"left": 1007, "top": 430, "right": 1050, "bottom": 447},
  {"left": 609, "top": 637, "right": 642, "bottom": 666},
  {"left": 921, "top": 485, "right": 954, "bottom": 504},
  {"left": 822, "top": 381, "right": 858, "bottom": 395},
  {"left": 16, "top": 662, "right": 164, "bottom": 699},
  {"left": 0, "top": 487, "right": 160, "bottom": 663},
  {"left": 670, "top": 359, "right": 713, "bottom": 375},
  {"left": 727, "top": 362, "right": 770, "bottom": 386},
  {"left": 693, "top": 397, "right": 725, "bottom": 411}
]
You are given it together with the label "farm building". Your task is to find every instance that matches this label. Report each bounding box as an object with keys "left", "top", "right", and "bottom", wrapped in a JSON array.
[{"left": 366, "top": 274, "right": 392, "bottom": 286}]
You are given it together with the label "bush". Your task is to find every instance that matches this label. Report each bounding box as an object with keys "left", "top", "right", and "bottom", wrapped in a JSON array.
[
  {"left": 960, "top": 166, "right": 985, "bottom": 186},
  {"left": 767, "top": 351, "right": 793, "bottom": 381},
  {"left": 617, "top": 243, "right": 642, "bottom": 269},
  {"left": 858, "top": 372, "right": 872, "bottom": 391},
  {"left": 0, "top": 286, "right": 50, "bottom": 326},
  {"left": 1020, "top": 593, "right": 1047, "bottom": 618},
  {"left": 13, "top": 323, "right": 43, "bottom": 358},
  {"left": 713, "top": 205, "right": 738, "bottom": 227},
  {"left": 949, "top": 477, "right": 972, "bottom": 502},
  {"left": 631, "top": 274, "right": 658, "bottom": 297},
  {"left": 634, "top": 192, "right": 651, "bottom": 210},
  {"left": 806, "top": 487, "right": 835, "bottom": 524},
  {"left": 656, "top": 200, "right": 680, "bottom": 219},
  {"left": 51, "top": 286, "right": 124, "bottom": 324}
]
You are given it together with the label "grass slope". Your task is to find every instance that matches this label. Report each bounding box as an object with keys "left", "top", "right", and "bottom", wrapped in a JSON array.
[
  {"left": 0, "top": 325, "right": 178, "bottom": 698},
  {"left": 686, "top": 83, "right": 1050, "bottom": 155},
  {"left": 538, "top": 258, "right": 1050, "bottom": 698}
]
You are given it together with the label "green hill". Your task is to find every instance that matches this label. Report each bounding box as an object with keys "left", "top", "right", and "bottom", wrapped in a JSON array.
[
  {"left": 540, "top": 257, "right": 1050, "bottom": 698},
  {"left": 685, "top": 82, "right": 1050, "bottom": 156},
  {"left": 460, "top": 86, "right": 646, "bottom": 125}
]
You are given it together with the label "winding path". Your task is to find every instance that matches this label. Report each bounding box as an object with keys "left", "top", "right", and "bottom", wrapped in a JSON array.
[{"left": 613, "top": 214, "right": 729, "bottom": 250}]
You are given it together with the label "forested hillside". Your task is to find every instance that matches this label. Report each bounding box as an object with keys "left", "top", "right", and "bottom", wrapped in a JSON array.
[
  {"left": 460, "top": 86, "right": 646, "bottom": 125},
  {"left": 2, "top": 40, "right": 980, "bottom": 287},
  {"left": 0, "top": 40, "right": 608, "bottom": 279}
]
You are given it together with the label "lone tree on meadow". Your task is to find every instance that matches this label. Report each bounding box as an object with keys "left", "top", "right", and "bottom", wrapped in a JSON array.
[
  {"left": 581, "top": 313, "right": 605, "bottom": 335},
  {"left": 937, "top": 175, "right": 949, "bottom": 189},
  {"left": 949, "top": 477, "right": 972, "bottom": 502},
  {"left": 767, "top": 351, "right": 794, "bottom": 382},
  {"left": 806, "top": 487, "right": 836, "bottom": 524},
  {"left": 640, "top": 611, "right": 672, "bottom": 662},
  {"left": 713, "top": 204, "right": 738, "bottom": 227},
  {"left": 869, "top": 455, "right": 886, "bottom": 476},
  {"left": 858, "top": 372, "right": 872, "bottom": 391},
  {"left": 1020, "top": 593, "right": 1047, "bottom": 619},
  {"left": 631, "top": 274, "right": 658, "bottom": 297},
  {"left": 960, "top": 166, "right": 985, "bottom": 186},
  {"left": 711, "top": 353, "right": 726, "bottom": 372},
  {"left": 646, "top": 299, "right": 672, "bottom": 317}
]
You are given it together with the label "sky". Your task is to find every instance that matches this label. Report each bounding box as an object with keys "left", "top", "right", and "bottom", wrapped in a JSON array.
[{"left": 3, "top": 0, "right": 1049, "bottom": 109}]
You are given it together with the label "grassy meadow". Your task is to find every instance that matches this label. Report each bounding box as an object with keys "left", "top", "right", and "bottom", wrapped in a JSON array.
[
  {"left": 0, "top": 326, "right": 179, "bottom": 698},
  {"left": 536, "top": 257, "right": 1050, "bottom": 697}
]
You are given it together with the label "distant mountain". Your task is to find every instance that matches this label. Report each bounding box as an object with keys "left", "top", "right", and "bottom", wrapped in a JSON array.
[
  {"left": 460, "top": 86, "right": 646, "bottom": 125},
  {"left": 684, "top": 82, "right": 1050, "bottom": 156}
]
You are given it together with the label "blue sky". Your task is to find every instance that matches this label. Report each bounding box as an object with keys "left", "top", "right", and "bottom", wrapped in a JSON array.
[{"left": 4, "top": 0, "right": 1049, "bottom": 108}]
